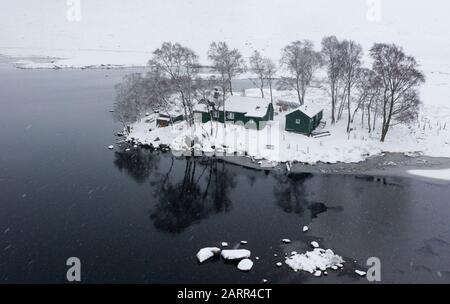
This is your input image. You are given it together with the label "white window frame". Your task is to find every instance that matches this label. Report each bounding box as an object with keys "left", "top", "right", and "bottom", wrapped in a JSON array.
[
  {"left": 227, "top": 112, "right": 234, "bottom": 120},
  {"left": 213, "top": 111, "right": 219, "bottom": 118},
  {"left": 295, "top": 118, "right": 301, "bottom": 124}
]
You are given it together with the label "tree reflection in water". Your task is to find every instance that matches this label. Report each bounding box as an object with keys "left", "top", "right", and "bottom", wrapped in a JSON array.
[
  {"left": 273, "top": 173, "right": 331, "bottom": 219},
  {"left": 114, "top": 149, "right": 160, "bottom": 183},
  {"left": 150, "top": 157, "right": 236, "bottom": 234},
  {"left": 113, "top": 149, "right": 236, "bottom": 234}
]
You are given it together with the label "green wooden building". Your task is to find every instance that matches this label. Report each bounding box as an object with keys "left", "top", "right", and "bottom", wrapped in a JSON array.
[
  {"left": 194, "top": 96, "right": 274, "bottom": 130},
  {"left": 285, "top": 104, "right": 323, "bottom": 135},
  {"left": 156, "top": 112, "right": 184, "bottom": 127}
]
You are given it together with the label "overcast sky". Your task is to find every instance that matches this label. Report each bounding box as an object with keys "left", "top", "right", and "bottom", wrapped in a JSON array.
[{"left": 1, "top": 0, "right": 450, "bottom": 63}]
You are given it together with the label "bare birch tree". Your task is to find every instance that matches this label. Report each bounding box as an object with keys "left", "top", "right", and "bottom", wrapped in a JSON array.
[
  {"left": 370, "top": 43, "right": 425, "bottom": 141},
  {"left": 279, "top": 40, "right": 322, "bottom": 105},
  {"left": 340, "top": 40, "right": 363, "bottom": 133},
  {"left": 321, "top": 36, "right": 345, "bottom": 124},
  {"left": 148, "top": 42, "right": 199, "bottom": 126},
  {"left": 113, "top": 73, "right": 147, "bottom": 131},
  {"left": 264, "top": 58, "right": 277, "bottom": 104},
  {"left": 208, "top": 42, "right": 246, "bottom": 128},
  {"left": 249, "top": 50, "right": 267, "bottom": 98},
  {"left": 208, "top": 41, "right": 246, "bottom": 96}
]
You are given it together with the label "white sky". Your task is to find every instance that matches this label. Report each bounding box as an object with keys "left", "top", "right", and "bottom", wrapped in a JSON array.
[{"left": 1, "top": 0, "right": 450, "bottom": 64}]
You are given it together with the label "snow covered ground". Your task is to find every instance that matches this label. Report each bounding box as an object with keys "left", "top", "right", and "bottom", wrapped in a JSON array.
[
  {"left": 127, "top": 87, "right": 450, "bottom": 165},
  {"left": 408, "top": 169, "right": 450, "bottom": 181}
]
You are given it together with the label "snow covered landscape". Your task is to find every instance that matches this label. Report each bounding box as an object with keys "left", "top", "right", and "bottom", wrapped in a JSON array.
[
  {"left": 3, "top": 0, "right": 450, "bottom": 287},
  {"left": 125, "top": 87, "right": 450, "bottom": 166}
]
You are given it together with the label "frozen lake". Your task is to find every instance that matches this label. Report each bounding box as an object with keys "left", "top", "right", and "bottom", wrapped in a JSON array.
[{"left": 1, "top": 65, "right": 450, "bottom": 283}]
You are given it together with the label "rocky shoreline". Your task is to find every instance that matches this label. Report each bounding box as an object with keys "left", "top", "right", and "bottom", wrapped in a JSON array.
[{"left": 121, "top": 136, "right": 450, "bottom": 184}]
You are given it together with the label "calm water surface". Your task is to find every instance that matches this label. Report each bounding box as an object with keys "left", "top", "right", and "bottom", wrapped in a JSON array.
[{"left": 0, "top": 65, "right": 450, "bottom": 283}]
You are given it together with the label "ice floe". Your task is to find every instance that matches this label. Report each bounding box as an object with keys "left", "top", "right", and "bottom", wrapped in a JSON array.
[
  {"left": 237, "top": 259, "right": 253, "bottom": 271},
  {"left": 285, "top": 248, "right": 344, "bottom": 274},
  {"left": 221, "top": 249, "right": 251, "bottom": 260},
  {"left": 196, "top": 247, "right": 221, "bottom": 263}
]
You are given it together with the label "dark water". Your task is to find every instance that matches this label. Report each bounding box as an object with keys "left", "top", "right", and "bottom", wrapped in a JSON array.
[{"left": 1, "top": 65, "right": 450, "bottom": 284}]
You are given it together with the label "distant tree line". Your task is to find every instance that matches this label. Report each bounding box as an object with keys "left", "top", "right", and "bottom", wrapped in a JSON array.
[{"left": 113, "top": 38, "right": 425, "bottom": 142}]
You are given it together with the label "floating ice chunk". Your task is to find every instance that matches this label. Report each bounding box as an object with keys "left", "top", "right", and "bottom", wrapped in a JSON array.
[
  {"left": 314, "top": 270, "right": 322, "bottom": 277},
  {"left": 196, "top": 247, "right": 221, "bottom": 263},
  {"left": 311, "top": 241, "right": 319, "bottom": 248},
  {"left": 255, "top": 257, "right": 260, "bottom": 260},
  {"left": 282, "top": 239, "right": 291, "bottom": 244},
  {"left": 262, "top": 279, "right": 268, "bottom": 283},
  {"left": 303, "top": 226, "right": 309, "bottom": 232},
  {"left": 285, "top": 248, "right": 344, "bottom": 275},
  {"left": 125, "top": 148, "right": 130, "bottom": 152},
  {"left": 221, "top": 242, "right": 228, "bottom": 247},
  {"left": 291, "top": 251, "right": 297, "bottom": 256},
  {"left": 240, "top": 240, "right": 248, "bottom": 245},
  {"left": 108, "top": 145, "right": 114, "bottom": 149},
  {"left": 276, "top": 262, "right": 283, "bottom": 267},
  {"left": 237, "top": 259, "right": 253, "bottom": 271},
  {"left": 355, "top": 270, "right": 367, "bottom": 276},
  {"left": 221, "top": 249, "right": 251, "bottom": 260}
]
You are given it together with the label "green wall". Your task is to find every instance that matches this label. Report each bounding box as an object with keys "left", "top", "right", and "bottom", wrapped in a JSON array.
[
  {"left": 285, "top": 110, "right": 323, "bottom": 134},
  {"left": 195, "top": 103, "right": 274, "bottom": 130}
]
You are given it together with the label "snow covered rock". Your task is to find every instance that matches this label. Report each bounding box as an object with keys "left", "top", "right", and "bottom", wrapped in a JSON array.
[
  {"left": 196, "top": 247, "right": 221, "bottom": 263},
  {"left": 237, "top": 259, "right": 254, "bottom": 271},
  {"left": 302, "top": 226, "right": 309, "bottom": 232},
  {"left": 311, "top": 241, "right": 319, "bottom": 248},
  {"left": 285, "top": 248, "right": 344, "bottom": 275},
  {"left": 221, "top": 242, "right": 228, "bottom": 247},
  {"left": 108, "top": 145, "right": 114, "bottom": 150},
  {"left": 221, "top": 249, "right": 251, "bottom": 260},
  {"left": 282, "top": 239, "right": 291, "bottom": 244},
  {"left": 240, "top": 240, "right": 248, "bottom": 245},
  {"left": 355, "top": 270, "right": 367, "bottom": 276},
  {"left": 314, "top": 270, "right": 322, "bottom": 277}
]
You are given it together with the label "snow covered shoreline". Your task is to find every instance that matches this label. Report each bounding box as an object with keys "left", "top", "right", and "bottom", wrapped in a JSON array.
[{"left": 123, "top": 85, "right": 450, "bottom": 175}]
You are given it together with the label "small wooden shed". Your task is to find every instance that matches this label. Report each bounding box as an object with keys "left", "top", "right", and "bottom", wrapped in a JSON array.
[{"left": 285, "top": 104, "right": 323, "bottom": 135}]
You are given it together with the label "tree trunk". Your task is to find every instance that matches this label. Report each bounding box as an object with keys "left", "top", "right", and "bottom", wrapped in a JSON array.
[
  {"left": 372, "top": 101, "right": 378, "bottom": 132},
  {"left": 260, "top": 79, "right": 265, "bottom": 99},
  {"left": 268, "top": 79, "right": 273, "bottom": 104},
  {"left": 346, "top": 86, "right": 351, "bottom": 133},
  {"left": 296, "top": 76, "right": 303, "bottom": 105},
  {"left": 381, "top": 93, "right": 395, "bottom": 142},
  {"left": 228, "top": 78, "right": 233, "bottom": 96},
  {"left": 361, "top": 105, "right": 364, "bottom": 128},
  {"left": 331, "top": 82, "right": 336, "bottom": 124}
]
